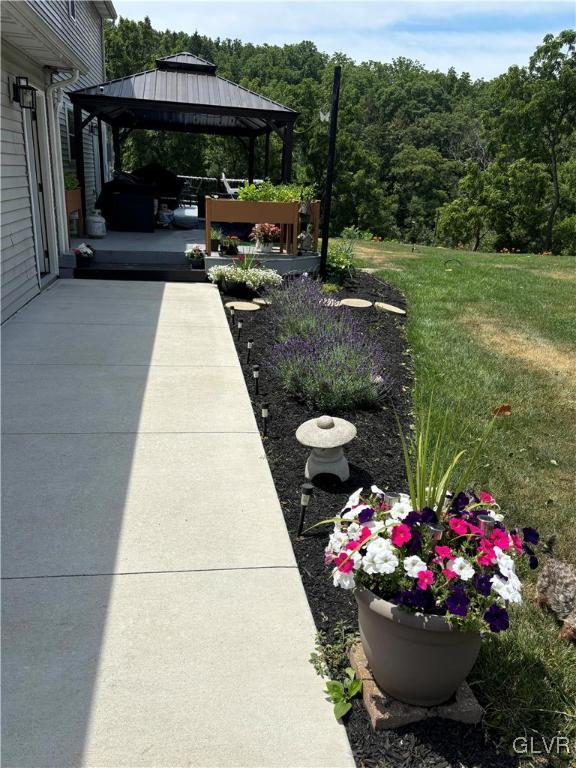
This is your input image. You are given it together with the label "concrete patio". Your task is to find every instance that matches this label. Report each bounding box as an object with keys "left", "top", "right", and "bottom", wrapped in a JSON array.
[{"left": 1, "top": 280, "right": 353, "bottom": 768}]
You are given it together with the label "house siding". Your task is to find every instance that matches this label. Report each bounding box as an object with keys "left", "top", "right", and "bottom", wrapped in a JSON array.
[
  {"left": 1, "top": 61, "right": 39, "bottom": 323},
  {"left": 29, "top": 1, "right": 107, "bottom": 212}
]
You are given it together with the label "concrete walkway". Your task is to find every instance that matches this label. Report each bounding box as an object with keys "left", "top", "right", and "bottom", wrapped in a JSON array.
[{"left": 1, "top": 280, "right": 353, "bottom": 768}]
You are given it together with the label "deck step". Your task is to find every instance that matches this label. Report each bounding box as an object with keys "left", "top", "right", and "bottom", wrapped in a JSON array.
[{"left": 74, "top": 265, "right": 208, "bottom": 282}]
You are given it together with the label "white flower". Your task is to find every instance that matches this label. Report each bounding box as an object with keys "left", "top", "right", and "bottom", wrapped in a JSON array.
[
  {"left": 342, "top": 487, "right": 363, "bottom": 512},
  {"left": 491, "top": 573, "right": 522, "bottom": 604},
  {"left": 342, "top": 509, "right": 357, "bottom": 521},
  {"left": 388, "top": 500, "right": 412, "bottom": 521},
  {"left": 371, "top": 484, "right": 385, "bottom": 496},
  {"left": 328, "top": 531, "right": 348, "bottom": 554},
  {"left": 403, "top": 555, "right": 427, "bottom": 578},
  {"left": 450, "top": 557, "right": 475, "bottom": 581},
  {"left": 494, "top": 547, "right": 516, "bottom": 578},
  {"left": 399, "top": 493, "right": 411, "bottom": 504},
  {"left": 362, "top": 538, "right": 399, "bottom": 575},
  {"left": 365, "top": 519, "right": 386, "bottom": 534},
  {"left": 346, "top": 522, "right": 361, "bottom": 540},
  {"left": 333, "top": 570, "right": 356, "bottom": 589}
]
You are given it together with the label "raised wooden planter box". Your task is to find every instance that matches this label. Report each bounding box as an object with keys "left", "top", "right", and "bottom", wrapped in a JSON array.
[
  {"left": 205, "top": 198, "right": 320, "bottom": 256},
  {"left": 65, "top": 188, "right": 83, "bottom": 237}
]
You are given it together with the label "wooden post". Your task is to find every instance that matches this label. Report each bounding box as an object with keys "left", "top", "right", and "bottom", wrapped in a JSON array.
[
  {"left": 112, "top": 125, "right": 121, "bottom": 172},
  {"left": 264, "top": 129, "right": 271, "bottom": 178},
  {"left": 320, "top": 65, "right": 341, "bottom": 279},
  {"left": 248, "top": 135, "right": 255, "bottom": 184},
  {"left": 97, "top": 117, "right": 105, "bottom": 191},
  {"left": 73, "top": 102, "right": 87, "bottom": 228},
  {"left": 281, "top": 123, "right": 293, "bottom": 182}
]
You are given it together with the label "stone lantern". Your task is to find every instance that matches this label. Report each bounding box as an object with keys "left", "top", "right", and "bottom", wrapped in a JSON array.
[{"left": 296, "top": 414, "right": 356, "bottom": 481}]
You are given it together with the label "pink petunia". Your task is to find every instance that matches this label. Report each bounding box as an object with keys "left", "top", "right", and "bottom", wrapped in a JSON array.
[
  {"left": 490, "top": 528, "right": 511, "bottom": 550},
  {"left": 417, "top": 569, "right": 434, "bottom": 590},
  {"left": 479, "top": 491, "right": 496, "bottom": 505},
  {"left": 442, "top": 568, "right": 458, "bottom": 581},
  {"left": 477, "top": 538, "right": 497, "bottom": 565},
  {"left": 434, "top": 545, "right": 453, "bottom": 560},
  {"left": 334, "top": 552, "right": 354, "bottom": 573},
  {"left": 390, "top": 523, "right": 412, "bottom": 547},
  {"left": 467, "top": 523, "right": 483, "bottom": 536},
  {"left": 324, "top": 549, "right": 335, "bottom": 565},
  {"left": 449, "top": 518, "right": 469, "bottom": 536},
  {"left": 511, "top": 533, "right": 523, "bottom": 555}
]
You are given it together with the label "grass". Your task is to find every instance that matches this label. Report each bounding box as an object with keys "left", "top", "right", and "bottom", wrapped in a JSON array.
[{"left": 352, "top": 239, "right": 576, "bottom": 761}]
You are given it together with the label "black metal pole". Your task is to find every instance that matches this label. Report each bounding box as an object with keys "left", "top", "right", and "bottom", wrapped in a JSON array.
[
  {"left": 112, "top": 125, "right": 121, "bottom": 173},
  {"left": 97, "top": 117, "right": 105, "bottom": 191},
  {"left": 264, "top": 129, "right": 271, "bottom": 178},
  {"left": 248, "top": 135, "right": 256, "bottom": 184},
  {"left": 319, "top": 65, "right": 341, "bottom": 279},
  {"left": 73, "top": 103, "right": 87, "bottom": 229}
]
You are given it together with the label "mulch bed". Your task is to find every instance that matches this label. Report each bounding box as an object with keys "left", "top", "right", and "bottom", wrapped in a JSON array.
[{"left": 220, "top": 271, "right": 518, "bottom": 768}]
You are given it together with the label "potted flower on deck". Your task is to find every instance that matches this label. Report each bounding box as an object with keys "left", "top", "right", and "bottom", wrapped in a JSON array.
[
  {"left": 185, "top": 245, "right": 205, "bottom": 269},
  {"left": 320, "top": 406, "right": 540, "bottom": 707},
  {"left": 249, "top": 223, "right": 281, "bottom": 254},
  {"left": 74, "top": 242, "right": 96, "bottom": 268},
  {"left": 220, "top": 235, "right": 240, "bottom": 256}
]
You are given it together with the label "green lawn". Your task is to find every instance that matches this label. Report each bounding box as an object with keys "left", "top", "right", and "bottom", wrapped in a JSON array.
[{"left": 355, "top": 240, "right": 576, "bottom": 758}]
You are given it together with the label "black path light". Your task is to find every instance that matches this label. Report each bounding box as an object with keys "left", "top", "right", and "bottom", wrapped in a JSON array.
[
  {"left": 298, "top": 483, "right": 315, "bottom": 536},
  {"left": 319, "top": 64, "right": 342, "bottom": 279},
  {"left": 237, "top": 318, "right": 243, "bottom": 339},
  {"left": 252, "top": 364, "right": 260, "bottom": 395},
  {"left": 229, "top": 306, "right": 235, "bottom": 326},
  {"left": 261, "top": 402, "right": 269, "bottom": 437},
  {"left": 247, "top": 337, "right": 254, "bottom": 364}
]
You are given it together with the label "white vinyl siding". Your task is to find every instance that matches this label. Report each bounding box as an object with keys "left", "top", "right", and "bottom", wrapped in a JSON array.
[
  {"left": 29, "top": 0, "right": 106, "bottom": 212},
  {"left": 1, "top": 67, "right": 39, "bottom": 323}
]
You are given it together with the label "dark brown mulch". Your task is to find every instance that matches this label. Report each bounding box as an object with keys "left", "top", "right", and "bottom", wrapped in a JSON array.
[{"left": 221, "top": 271, "right": 518, "bottom": 768}]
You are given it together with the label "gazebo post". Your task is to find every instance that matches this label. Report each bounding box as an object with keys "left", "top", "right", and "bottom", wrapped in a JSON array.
[
  {"left": 281, "top": 123, "right": 293, "bottom": 182},
  {"left": 73, "top": 102, "right": 87, "bottom": 227},
  {"left": 112, "top": 125, "right": 121, "bottom": 172},
  {"left": 264, "top": 129, "right": 271, "bottom": 178},
  {"left": 97, "top": 117, "right": 105, "bottom": 192},
  {"left": 248, "top": 135, "right": 256, "bottom": 184}
]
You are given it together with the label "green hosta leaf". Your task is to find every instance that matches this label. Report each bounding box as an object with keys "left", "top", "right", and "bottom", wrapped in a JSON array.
[
  {"left": 333, "top": 699, "right": 352, "bottom": 721},
  {"left": 347, "top": 677, "right": 363, "bottom": 698},
  {"left": 325, "top": 680, "right": 344, "bottom": 701}
]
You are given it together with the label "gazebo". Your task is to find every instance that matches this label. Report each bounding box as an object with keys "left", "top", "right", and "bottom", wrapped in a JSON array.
[{"left": 70, "top": 53, "right": 298, "bottom": 222}]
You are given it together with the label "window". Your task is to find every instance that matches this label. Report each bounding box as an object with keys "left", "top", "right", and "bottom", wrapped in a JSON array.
[
  {"left": 68, "top": 0, "right": 76, "bottom": 19},
  {"left": 67, "top": 107, "right": 76, "bottom": 163}
]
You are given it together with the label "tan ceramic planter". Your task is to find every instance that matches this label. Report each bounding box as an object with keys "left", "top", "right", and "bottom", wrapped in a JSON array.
[{"left": 355, "top": 586, "right": 481, "bottom": 706}]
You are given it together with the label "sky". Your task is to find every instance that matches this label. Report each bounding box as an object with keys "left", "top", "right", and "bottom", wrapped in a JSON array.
[{"left": 112, "top": 0, "right": 575, "bottom": 80}]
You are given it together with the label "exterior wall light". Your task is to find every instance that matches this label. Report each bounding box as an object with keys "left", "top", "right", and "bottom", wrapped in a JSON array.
[{"left": 13, "top": 76, "right": 36, "bottom": 110}]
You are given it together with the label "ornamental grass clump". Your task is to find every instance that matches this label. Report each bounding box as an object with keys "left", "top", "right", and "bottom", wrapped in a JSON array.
[{"left": 268, "top": 277, "right": 391, "bottom": 410}]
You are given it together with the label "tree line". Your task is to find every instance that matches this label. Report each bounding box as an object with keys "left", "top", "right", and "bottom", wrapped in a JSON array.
[{"left": 104, "top": 19, "right": 576, "bottom": 254}]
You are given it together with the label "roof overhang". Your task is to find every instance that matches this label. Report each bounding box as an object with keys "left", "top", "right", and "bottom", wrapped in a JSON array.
[
  {"left": 93, "top": 1, "right": 117, "bottom": 19},
  {"left": 0, "top": 0, "right": 89, "bottom": 73}
]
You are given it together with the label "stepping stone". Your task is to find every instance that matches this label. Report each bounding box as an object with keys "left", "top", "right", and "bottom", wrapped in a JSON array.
[
  {"left": 340, "top": 298, "right": 373, "bottom": 308},
  {"left": 252, "top": 298, "right": 271, "bottom": 307},
  {"left": 224, "top": 301, "right": 260, "bottom": 312},
  {"left": 374, "top": 302, "right": 406, "bottom": 315},
  {"left": 349, "top": 641, "right": 483, "bottom": 731}
]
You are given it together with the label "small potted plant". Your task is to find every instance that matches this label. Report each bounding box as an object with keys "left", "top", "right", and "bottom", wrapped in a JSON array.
[
  {"left": 210, "top": 226, "right": 223, "bottom": 253},
  {"left": 249, "top": 223, "right": 281, "bottom": 254},
  {"left": 220, "top": 235, "right": 240, "bottom": 256},
  {"left": 74, "top": 242, "right": 96, "bottom": 268},
  {"left": 185, "top": 245, "right": 205, "bottom": 269},
  {"left": 320, "top": 405, "right": 541, "bottom": 707}
]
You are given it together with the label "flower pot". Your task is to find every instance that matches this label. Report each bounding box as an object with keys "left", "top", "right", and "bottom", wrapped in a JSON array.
[
  {"left": 75, "top": 254, "right": 94, "bottom": 268},
  {"left": 210, "top": 238, "right": 220, "bottom": 253},
  {"left": 224, "top": 245, "right": 239, "bottom": 256},
  {"left": 255, "top": 241, "right": 274, "bottom": 254},
  {"left": 187, "top": 257, "right": 204, "bottom": 269},
  {"left": 221, "top": 279, "right": 258, "bottom": 299},
  {"left": 355, "top": 586, "right": 481, "bottom": 707}
]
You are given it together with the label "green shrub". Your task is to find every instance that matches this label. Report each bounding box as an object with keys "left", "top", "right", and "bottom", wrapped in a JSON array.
[
  {"left": 238, "top": 180, "right": 315, "bottom": 202},
  {"left": 327, "top": 240, "right": 356, "bottom": 279}
]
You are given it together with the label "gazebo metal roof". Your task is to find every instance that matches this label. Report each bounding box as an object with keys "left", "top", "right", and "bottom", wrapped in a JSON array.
[
  {"left": 70, "top": 52, "right": 298, "bottom": 137},
  {"left": 70, "top": 53, "right": 298, "bottom": 221}
]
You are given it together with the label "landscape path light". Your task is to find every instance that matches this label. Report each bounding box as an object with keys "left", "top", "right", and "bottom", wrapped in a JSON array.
[
  {"left": 261, "top": 402, "right": 269, "bottom": 437},
  {"left": 296, "top": 414, "right": 356, "bottom": 482},
  {"left": 478, "top": 514, "right": 496, "bottom": 536},
  {"left": 247, "top": 337, "right": 254, "bottom": 364},
  {"left": 298, "top": 482, "right": 315, "bottom": 536},
  {"left": 237, "top": 318, "right": 243, "bottom": 339},
  {"left": 252, "top": 364, "right": 260, "bottom": 395}
]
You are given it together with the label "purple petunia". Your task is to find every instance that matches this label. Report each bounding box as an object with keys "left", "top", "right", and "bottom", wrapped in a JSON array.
[
  {"left": 522, "top": 527, "right": 539, "bottom": 545},
  {"left": 420, "top": 507, "right": 438, "bottom": 524},
  {"left": 446, "top": 586, "right": 470, "bottom": 617},
  {"left": 358, "top": 507, "right": 374, "bottom": 524},
  {"left": 474, "top": 574, "right": 492, "bottom": 597},
  {"left": 484, "top": 604, "right": 510, "bottom": 632}
]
